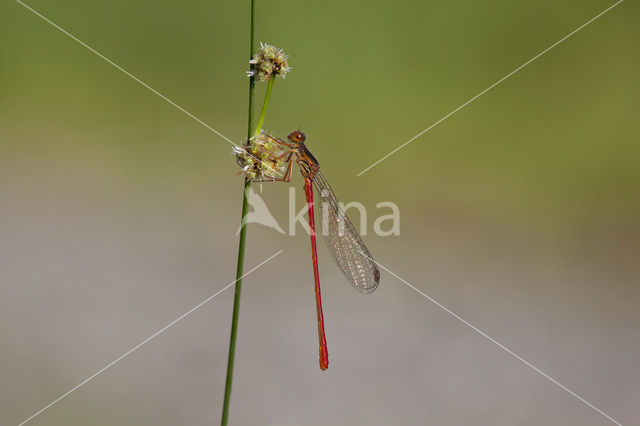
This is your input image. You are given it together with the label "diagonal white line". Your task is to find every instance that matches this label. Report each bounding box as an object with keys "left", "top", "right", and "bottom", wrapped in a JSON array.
[
  {"left": 16, "top": 249, "right": 284, "bottom": 426},
  {"left": 365, "top": 253, "right": 623, "bottom": 425},
  {"left": 356, "top": 0, "right": 624, "bottom": 176},
  {"left": 16, "top": 0, "right": 280, "bottom": 176},
  {"left": 16, "top": 0, "right": 238, "bottom": 146}
]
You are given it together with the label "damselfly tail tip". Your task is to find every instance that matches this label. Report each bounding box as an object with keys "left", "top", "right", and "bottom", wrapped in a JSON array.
[{"left": 319, "top": 348, "right": 329, "bottom": 370}]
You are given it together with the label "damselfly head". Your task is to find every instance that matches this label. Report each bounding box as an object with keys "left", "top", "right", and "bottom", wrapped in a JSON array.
[{"left": 287, "top": 130, "right": 306, "bottom": 144}]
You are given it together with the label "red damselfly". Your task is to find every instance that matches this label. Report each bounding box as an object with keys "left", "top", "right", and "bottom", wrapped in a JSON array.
[{"left": 237, "top": 131, "right": 380, "bottom": 370}]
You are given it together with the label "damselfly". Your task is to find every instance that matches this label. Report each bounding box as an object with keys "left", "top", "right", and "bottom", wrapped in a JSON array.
[{"left": 237, "top": 131, "right": 380, "bottom": 370}]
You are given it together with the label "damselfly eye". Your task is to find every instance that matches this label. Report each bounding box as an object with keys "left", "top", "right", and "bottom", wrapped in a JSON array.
[{"left": 288, "top": 131, "right": 300, "bottom": 142}]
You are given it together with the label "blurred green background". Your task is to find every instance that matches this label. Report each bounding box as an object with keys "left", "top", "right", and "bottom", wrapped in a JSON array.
[{"left": 1, "top": 0, "right": 638, "bottom": 425}]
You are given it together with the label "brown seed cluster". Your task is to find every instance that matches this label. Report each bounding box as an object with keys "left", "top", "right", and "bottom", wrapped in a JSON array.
[
  {"left": 234, "top": 132, "right": 289, "bottom": 181},
  {"left": 247, "top": 43, "right": 291, "bottom": 81}
]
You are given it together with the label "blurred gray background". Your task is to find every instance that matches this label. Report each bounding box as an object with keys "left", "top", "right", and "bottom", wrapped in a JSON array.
[{"left": 1, "top": 0, "right": 638, "bottom": 424}]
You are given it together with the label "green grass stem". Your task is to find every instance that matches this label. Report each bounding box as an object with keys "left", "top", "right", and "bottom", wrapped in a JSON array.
[
  {"left": 220, "top": 1, "right": 255, "bottom": 424},
  {"left": 221, "top": 2, "right": 279, "bottom": 424}
]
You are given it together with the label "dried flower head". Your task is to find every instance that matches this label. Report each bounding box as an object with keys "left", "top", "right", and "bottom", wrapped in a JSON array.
[
  {"left": 234, "top": 132, "right": 289, "bottom": 181},
  {"left": 247, "top": 43, "right": 291, "bottom": 81}
]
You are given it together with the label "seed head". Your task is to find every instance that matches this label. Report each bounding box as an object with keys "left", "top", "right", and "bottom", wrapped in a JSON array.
[
  {"left": 234, "top": 132, "right": 289, "bottom": 181},
  {"left": 247, "top": 43, "right": 291, "bottom": 81}
]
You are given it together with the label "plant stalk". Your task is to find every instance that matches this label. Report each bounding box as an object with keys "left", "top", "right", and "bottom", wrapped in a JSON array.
[
  {"left": 222, "top": 2, "right": 279, "bottom": 423},
  {"left": 254, "top": 77, "right": 275, "bottom": 137},
  {"left": 221, "top": 0, "right": 255, "bottom": 424}
]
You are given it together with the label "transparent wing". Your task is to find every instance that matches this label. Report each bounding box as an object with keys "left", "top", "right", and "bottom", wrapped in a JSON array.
[{"left": 312, "top": 171, "right": 380, "bottom": 294}]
